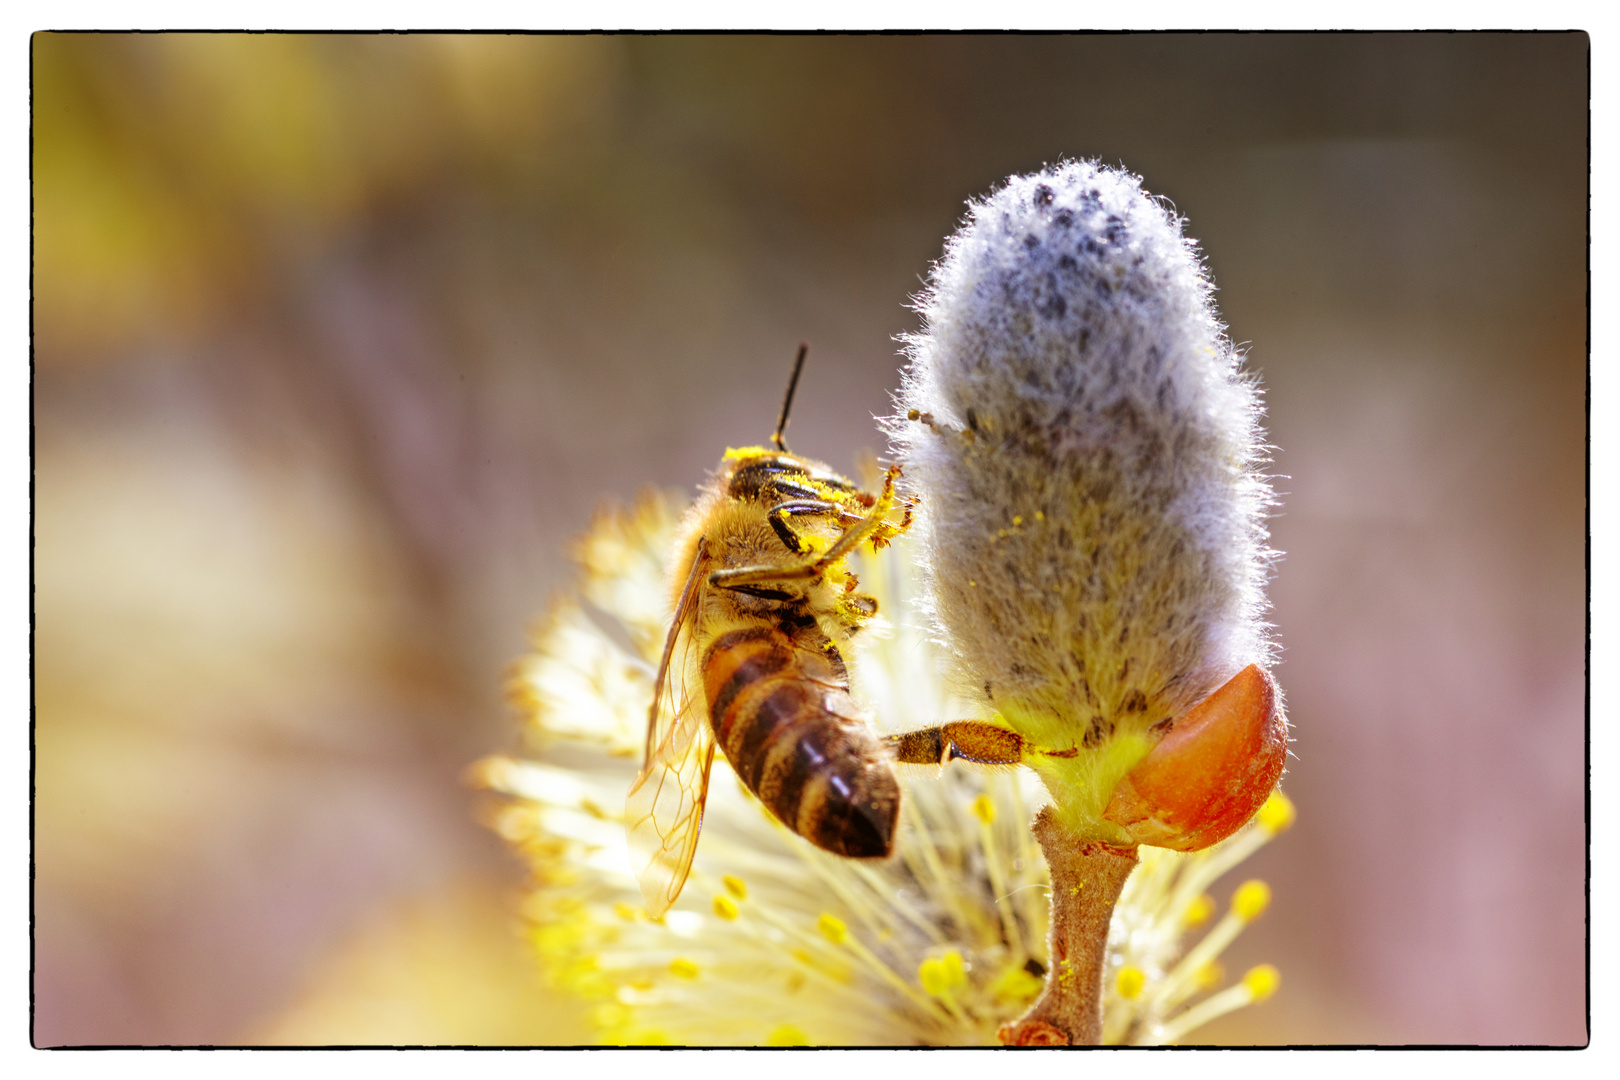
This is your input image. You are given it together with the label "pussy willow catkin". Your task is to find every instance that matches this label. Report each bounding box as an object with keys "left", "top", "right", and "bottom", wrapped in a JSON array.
[{"left": 890, "top": 161, "right": 1278, "bottom": 840}]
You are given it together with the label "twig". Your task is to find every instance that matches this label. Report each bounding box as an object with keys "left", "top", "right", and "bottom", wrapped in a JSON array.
[{"left": 998, "top": 808, "right": 1138, "bottom": 1046}]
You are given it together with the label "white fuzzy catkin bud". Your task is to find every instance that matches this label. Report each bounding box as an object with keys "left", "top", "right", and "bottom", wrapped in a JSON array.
[{"left": 891, "top": 161, "right": 1275, "bottom": 765}]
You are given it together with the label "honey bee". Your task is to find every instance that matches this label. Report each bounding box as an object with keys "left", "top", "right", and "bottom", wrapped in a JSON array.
[{"left": 626, "top": 345, "right": 916, "bottom": 917}]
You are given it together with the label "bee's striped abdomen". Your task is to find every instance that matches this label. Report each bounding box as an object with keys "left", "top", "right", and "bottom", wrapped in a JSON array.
[{"left": 703, "top": 626, "right": 899, "bottom": 859}]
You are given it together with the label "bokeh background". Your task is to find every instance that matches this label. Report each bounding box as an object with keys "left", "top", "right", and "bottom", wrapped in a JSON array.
[{"left": 32, "top": 33, "right": 1587, "bottom": 1046}]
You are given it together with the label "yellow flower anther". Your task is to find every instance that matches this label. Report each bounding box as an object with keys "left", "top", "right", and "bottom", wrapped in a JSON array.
[
  {"left": 613, "top": 901, "right": 640, "bottom": 922},
  {"left": 817, "top": 913, "right": 849, "bottom": 945},
  {"left": 1115, "top": 966, "right": 1146, "bottom": 1000},
  {"left": 919, "top": 949, "right": 967, "bottom": 997},
  {"left": 1197, "top": 961, "right": 1225, "bottom": 989},
  {"left": 1243, "top": 964, "right": 1281, "bottom": 1002},
  {"left": 971, "top": 794, "right": 996, "bottom": 824},
  {"left": 1181, "top": 893, "right": 1214, "bottom": 928},
  {"left": 713, "top": 894, "right": 740, "bottom": 921},
  {"left": 1257, "top": 790, "right": 1296, "bottom": 835},
  {"left": 1232, "top": 880, "right": 1271, "bottom": 922},
  {"left": 722, "top": 874, "right": 749, "bottom": 899},
  {"left": 766, "top": 1025, "right": 810, "bottom": 1047},
  {"left": 669, "top": 958, "right": 700, "bottom": 980}
]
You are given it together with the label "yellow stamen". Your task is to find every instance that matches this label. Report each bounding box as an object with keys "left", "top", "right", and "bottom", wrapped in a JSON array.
[
  {"left": 817, "top": 913, "right": 849, "bottom": 945},
  {"left": 1257, "top": 790, "right": 1296, "bottom": 834},
  {"left": 722, "top": 874, "right": 749, "bottom": 899},
  {"left": 669, "top": 958, "right": 700, "bottom": 979},
  {"left": 1243, "top": 964, "right": 1280, "bottom": 1002},
  {"left": 1115, "top": 966, "right": 1146, "bottom": 1000},
  {"left": 1232, "top": 880, "right": 1271, "bottom": 922},
  {"left": 971, "top": 794, "right": 996, "bottom": 824},
  {"left": 1181, "top": 893, "right": 1215, "bottom": 927},
  {"left": 713, "top": 894, "right": 740, "bottom": 921},
  {"left": 766, "top": 1025, "right": 811, "bottom": 1046}
]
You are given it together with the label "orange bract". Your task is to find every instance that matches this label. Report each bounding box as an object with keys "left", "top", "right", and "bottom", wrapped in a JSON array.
[{"left": 1103, "top": 665, "right": 1286, "bottom": 852}]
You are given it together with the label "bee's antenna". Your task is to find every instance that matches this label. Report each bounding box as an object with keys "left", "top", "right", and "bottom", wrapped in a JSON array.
[{"left": 771, "top": 343, "right": 809, "bottom": 452}]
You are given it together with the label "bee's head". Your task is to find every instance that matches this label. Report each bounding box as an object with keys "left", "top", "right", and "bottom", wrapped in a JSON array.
[{"left": 719, "top": 446, "right": 812, "bottom": 499}]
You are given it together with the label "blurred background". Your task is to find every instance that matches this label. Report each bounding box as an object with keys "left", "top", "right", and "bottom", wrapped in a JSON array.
[{"left": 32, "top": 33, "right": 1586, "bottom": 1045}]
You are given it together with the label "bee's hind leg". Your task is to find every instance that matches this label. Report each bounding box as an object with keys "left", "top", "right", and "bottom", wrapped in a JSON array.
[{"left": 887, "top": 721, "right": 1026, "bottom": 767}]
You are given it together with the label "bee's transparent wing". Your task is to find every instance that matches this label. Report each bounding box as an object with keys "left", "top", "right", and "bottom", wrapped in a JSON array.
[
  {"left": 625, "top": 545, "right": 713, "bottom": 917},
  {"left": 625, "top": 691, "right": 714, "bottom": 918}
]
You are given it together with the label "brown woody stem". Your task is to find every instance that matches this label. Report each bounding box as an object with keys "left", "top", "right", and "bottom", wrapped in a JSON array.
[{"left": 998, "top": 807, "right": 1139, "bottom": 1046}]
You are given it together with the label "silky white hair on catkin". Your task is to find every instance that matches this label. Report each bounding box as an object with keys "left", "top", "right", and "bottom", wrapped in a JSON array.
[{"left": 888, "top": 161, "right": 1277, "bottom": 747}]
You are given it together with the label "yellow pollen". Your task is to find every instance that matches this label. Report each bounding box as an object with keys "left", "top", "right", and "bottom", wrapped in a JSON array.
[
  {"left": 1035, "top": 510, "right": 1044, "bottom": 521},
  {"left": 722, "top": 874, "right": 748, "bottom": 899},
  {"left": 1233, "top": 880, "right": 1272, "bottom": 921},
  {"left": 971, "top": 794, "right": 996, "bottom": 824},
  {"left": 1243, "top": 964, "right": 1281, "bottom": 1002},
  {"left": 669, "top": 958, "right": 700, "bottom": 980},
  {"left": 1012, "top": 515, "right": 1023, "bottom": 525},
  {"left": 817, "top": 913, "right": 849, "bottom": 945},
  {"left": 713, "top": 894, "right": 740, "bottom": 920},
  {"left": 1257, "top": 790, "right": 1296, "bottom": 834},
  {"left": 969, "top": 580, "right": 977, "bottom": 587},
  {"left": 613, "top": 902, "right": 640, "bottom": 922},
  {"left": 1181, "top": 894, "right": 1215, "bottom": 928},
  {"left": 766, "top": 1025, "right": 811, "bottom": 1047},
  {"left": 1115, "top": 966, "right": 1146, "bottom": 1000}
]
